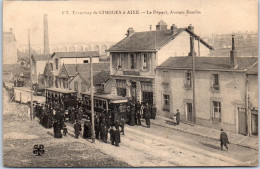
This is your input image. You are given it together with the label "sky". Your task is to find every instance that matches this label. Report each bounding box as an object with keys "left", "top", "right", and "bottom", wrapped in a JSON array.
[{"left": 3, "top": 0, "right": 258, "bottom": 47}]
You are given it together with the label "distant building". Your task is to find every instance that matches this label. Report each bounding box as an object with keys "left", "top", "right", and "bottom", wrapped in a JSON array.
[
  {"left": 3, "top": 29, "right": 17, "bottom": 64},
  {"left": 3, "top": 64, "right": 30, "bottom": 87},
  {"left": 208, "top": 32, "right": 258, "bottom": 57},
  {"left": 31, "top": 54, "right": 52, "bottom": 84},
  {"left": 155, "top": 36, "right": 258, "bottom": 136},
  {"left": 42, "top": 51, "right": 100, "bottom": 88},
  {"left": 107, "top": 20, "right": 213, "bottom": 104}
]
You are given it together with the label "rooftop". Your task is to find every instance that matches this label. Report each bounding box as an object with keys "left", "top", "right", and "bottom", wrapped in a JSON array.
[
  {"left": 51, "top": 51, "right": 100, "bottom": 58},
  {"left": 108, "top": 27, "right": 213, "bottom": 52},
  {"left": 157, "top": 56, "right": 258, "bottom": 72}
]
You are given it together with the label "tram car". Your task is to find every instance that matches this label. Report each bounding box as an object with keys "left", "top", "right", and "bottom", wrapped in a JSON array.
[
  {"left": 81, "top": 92, "right": 129, "bottom": 125},
  {"left": 45, "top": 88, "right": 77, "bottom": 110}
]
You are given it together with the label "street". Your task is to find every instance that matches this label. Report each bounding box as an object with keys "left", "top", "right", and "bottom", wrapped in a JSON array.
[{"left": 3, "top": 89, "right": 258, "bottom": 167}]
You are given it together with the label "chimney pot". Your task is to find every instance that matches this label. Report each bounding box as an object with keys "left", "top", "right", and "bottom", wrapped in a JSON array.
[
  {"left": 170, "top": 24, "right": 177, "bottom": 34},
  {"left": 188, "top": 24, "right": 194, "bottom": 33},
  {"left": 126, "top": 28, "right": 135, "bottom": 37}
]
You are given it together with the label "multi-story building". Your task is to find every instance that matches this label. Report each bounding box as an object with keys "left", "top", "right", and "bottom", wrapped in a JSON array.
[
  {"left": 107, "top": 20, "right": 213, "bottom": 104},
  {"left": 3, "top": 28, "right": 17, "bottom": 64},
  {"left": 155, "top": 36, "right": 258, "bottom": 135}
]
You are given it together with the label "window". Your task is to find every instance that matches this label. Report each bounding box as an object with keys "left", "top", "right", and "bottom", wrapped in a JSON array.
[
  {"left": 83, "top": 60, "right": 89, "bottom": 63},
  {"left": 163, "top": 94, "right": 170, "bottom": 111},
  {"left": 143, "top": 54, "right": 148, "bottom": 70},
  {"left": 116, "top": 80, "right": 126, "bottom": 97},
  {"left": 63, "top": 79, "right": 68, "bottom": 89},
  {"left": 117, "top": 54, "right": 122, "bottom": 69},
  {"left": 212, "top": 74, "right": 220, "bottom": 91},
  {"left": 50, "top": 63, "right": 53, "bottom": 71},
  {"left": 55, "top": 58, "right": 58, "bottom": 70},
  {"left": 213, "top": 101, "right": 221, "bottom": 121},
  {"left": 74, "top": 81, "right": 78, "bottom": 91},
  {"left": 162, "top": 71, "right": 169, "bottom": 86},
  {"left": 185, "top": 71, "right": 192, "bottom": 89},
  {"left": 81, "top": 82, "right": 86, "bottom": 92},
  {"left": 130, "top": 54, "right": 135, "bottom": 69}
]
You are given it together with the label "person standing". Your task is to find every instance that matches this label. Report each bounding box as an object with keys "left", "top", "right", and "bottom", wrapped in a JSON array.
[
  {"left": 130, "top": 105, "right": 136, "bottom": 126},
  {"left": 74, "top": 121, "right": 82, "bottom": 138},
  {"left": 95, "top": 116, "right": 100, "bottom": 139},
  {"left": 114, "top": 126, "right": 121, "bottom": 147},
  {"left": 145, "top": 103, "right": 151, "bottom": 128},
  {"left": 220, "top": 129, "right": 229, "bottom": 151},
  {"left": 119, "top": 118, "right": 125, "bottom": 135},
  {"left": 176, "top": 109, "right": 180, "bottom": 125},
  {"left": 110, "top": 126, "right": 115, "bottom": 145}
]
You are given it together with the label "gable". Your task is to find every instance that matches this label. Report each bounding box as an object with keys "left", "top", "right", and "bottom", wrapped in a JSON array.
[
  {"left": 157, "top": 31, "right": 211, "bottom": 65},
  {"left": 58, "top": 65, "right": 69, "bottom": 78}
]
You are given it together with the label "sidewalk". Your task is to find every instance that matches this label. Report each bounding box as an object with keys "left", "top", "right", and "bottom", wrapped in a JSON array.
[{"left": 151, "top": 116, "right": 258, "bottom": 150}]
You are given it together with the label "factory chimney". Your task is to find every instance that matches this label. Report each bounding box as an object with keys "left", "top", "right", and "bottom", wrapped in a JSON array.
[{"left": 44, "top": 14, "right": 50, "bottom": 54}]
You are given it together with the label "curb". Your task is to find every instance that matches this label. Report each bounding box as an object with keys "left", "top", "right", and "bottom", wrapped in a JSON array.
[{"left": 151, "top": 121, "right": 258, "bottom": 151}]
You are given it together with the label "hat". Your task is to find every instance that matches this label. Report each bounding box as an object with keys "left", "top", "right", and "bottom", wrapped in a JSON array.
[
  {"left": 177, "top": 109, "right": 179, "bottom": 111},
  {"left": 221, "top": 129, "right": 224, "bottom": 131}
]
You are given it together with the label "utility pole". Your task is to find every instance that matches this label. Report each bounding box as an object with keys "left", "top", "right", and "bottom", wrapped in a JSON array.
[
  {"left": 198, "top": 36, "right": 200, "bottom": 57},
  {"left": 90, "top": 56, "right": 95, "bottom": 143},
  {"left": 192, "top": 36, "right": 196, "bottom": 124},
  {"left": 28, "top": 29, "right": 33, "bottom": 120}
]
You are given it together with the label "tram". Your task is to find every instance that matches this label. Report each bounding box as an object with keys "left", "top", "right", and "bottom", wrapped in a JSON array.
[
  {"left": 81, "top": 92, "right": 129, "bottom": 124},
  {"left": 45, "top": 88, "right": 77, "bottom": 110}
]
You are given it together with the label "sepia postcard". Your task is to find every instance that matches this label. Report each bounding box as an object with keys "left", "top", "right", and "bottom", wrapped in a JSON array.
[{"left": 3, "top": 0, "right": 258, "bottom": 167}]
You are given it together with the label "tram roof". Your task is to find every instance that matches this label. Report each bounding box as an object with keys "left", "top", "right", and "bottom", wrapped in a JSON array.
[
  {"left": 81, "top": 92, "right": 128, "bottom": 102},
  {"left": 46, "top": 88, "right": 76, "bottom": 94}
]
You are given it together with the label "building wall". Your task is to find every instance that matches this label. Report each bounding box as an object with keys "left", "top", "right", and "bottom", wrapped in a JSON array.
[
  {"left": 248, "top": 74, "right": 258, "bottom": 109},
  {"left": 3, "top": 33, "right": 17, "bottom": 64},
  {"left": 157, "top": 32, "right": 210, "bottom": 65},
  {"left": 155, "top": 69, "right": 247, "bottom": 133},
  {"left": 69, "top": 75, "right": 89, "bottom": 97}
]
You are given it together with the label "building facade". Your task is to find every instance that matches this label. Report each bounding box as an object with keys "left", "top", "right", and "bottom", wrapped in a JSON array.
[
  {"left": 107, "top": 20, "right": 213, "bottom": 104},
  {"left": 3, "top": 29, "right": 17, "bottom": 64},
  {"left": 156, "top": 55, "right": 258, "bottom": 135}
]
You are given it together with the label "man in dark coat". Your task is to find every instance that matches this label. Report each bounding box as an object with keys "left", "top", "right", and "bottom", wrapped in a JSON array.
[
  {"left": 53, "top": 120, "right": 62, "bottom": 138},
  {"left": 83, "top": 121, "right": 88, "bottom": 139},
  {"left": 176, "top": 109, "right": 180, "bottom": 125},
  {"left": 74, "top": 121, "right": 82, "bottom": 138},
  {"left": 220, "top": 129, "right": 229, "bottom": 151},
  {"left": 114, "top": 126, "right": 121, "bottom": 147},
  {"left": 145, "top": 104, "right": 151, "bottom": 128},
  {"left": 101, "top": 121, "right": 108, "bottom": 143},
  {"left": 95, "top": 116, "right": 100, "bottom": 139},
  {"left": 130, "top": 104, "right": 136, "bottom": 126},
  {"left": 110, "top": 126, "right": 115, "bottom": 145}
]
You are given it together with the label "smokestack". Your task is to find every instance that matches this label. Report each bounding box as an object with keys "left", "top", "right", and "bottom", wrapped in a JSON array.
[
  {"left": 44, "top": 14, "right": 50, "bottom": 54},
  {"left": 230, "top": 35, "right": 238, "bottom": 68},
  {"left": 188, "top": 24, "right": 196, "bottom": 56}
]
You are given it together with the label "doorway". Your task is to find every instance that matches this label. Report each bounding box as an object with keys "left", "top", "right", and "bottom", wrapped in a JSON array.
[
  {"left": 251, "top": 110, "right": 258, "bottom": 136},
  {"left": 186, "top": 103, "right": 193, "bottom": 122},
  {"left": 142, "top": 91, "right": 153, "bottom": 105},
  {"left": 238, "top": 108, "right": 247, "bottom": 135}
]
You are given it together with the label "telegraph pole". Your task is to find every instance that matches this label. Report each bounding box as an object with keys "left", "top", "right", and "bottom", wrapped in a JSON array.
[
  {"left": 191, "top": 36, "right": 196, "bottom": 123},
  {"left": 90, "top": 56, "right": 95, "bottom": 143},
  {"left": 28, "top": 29, "right": 33, "bottom": 120}
]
